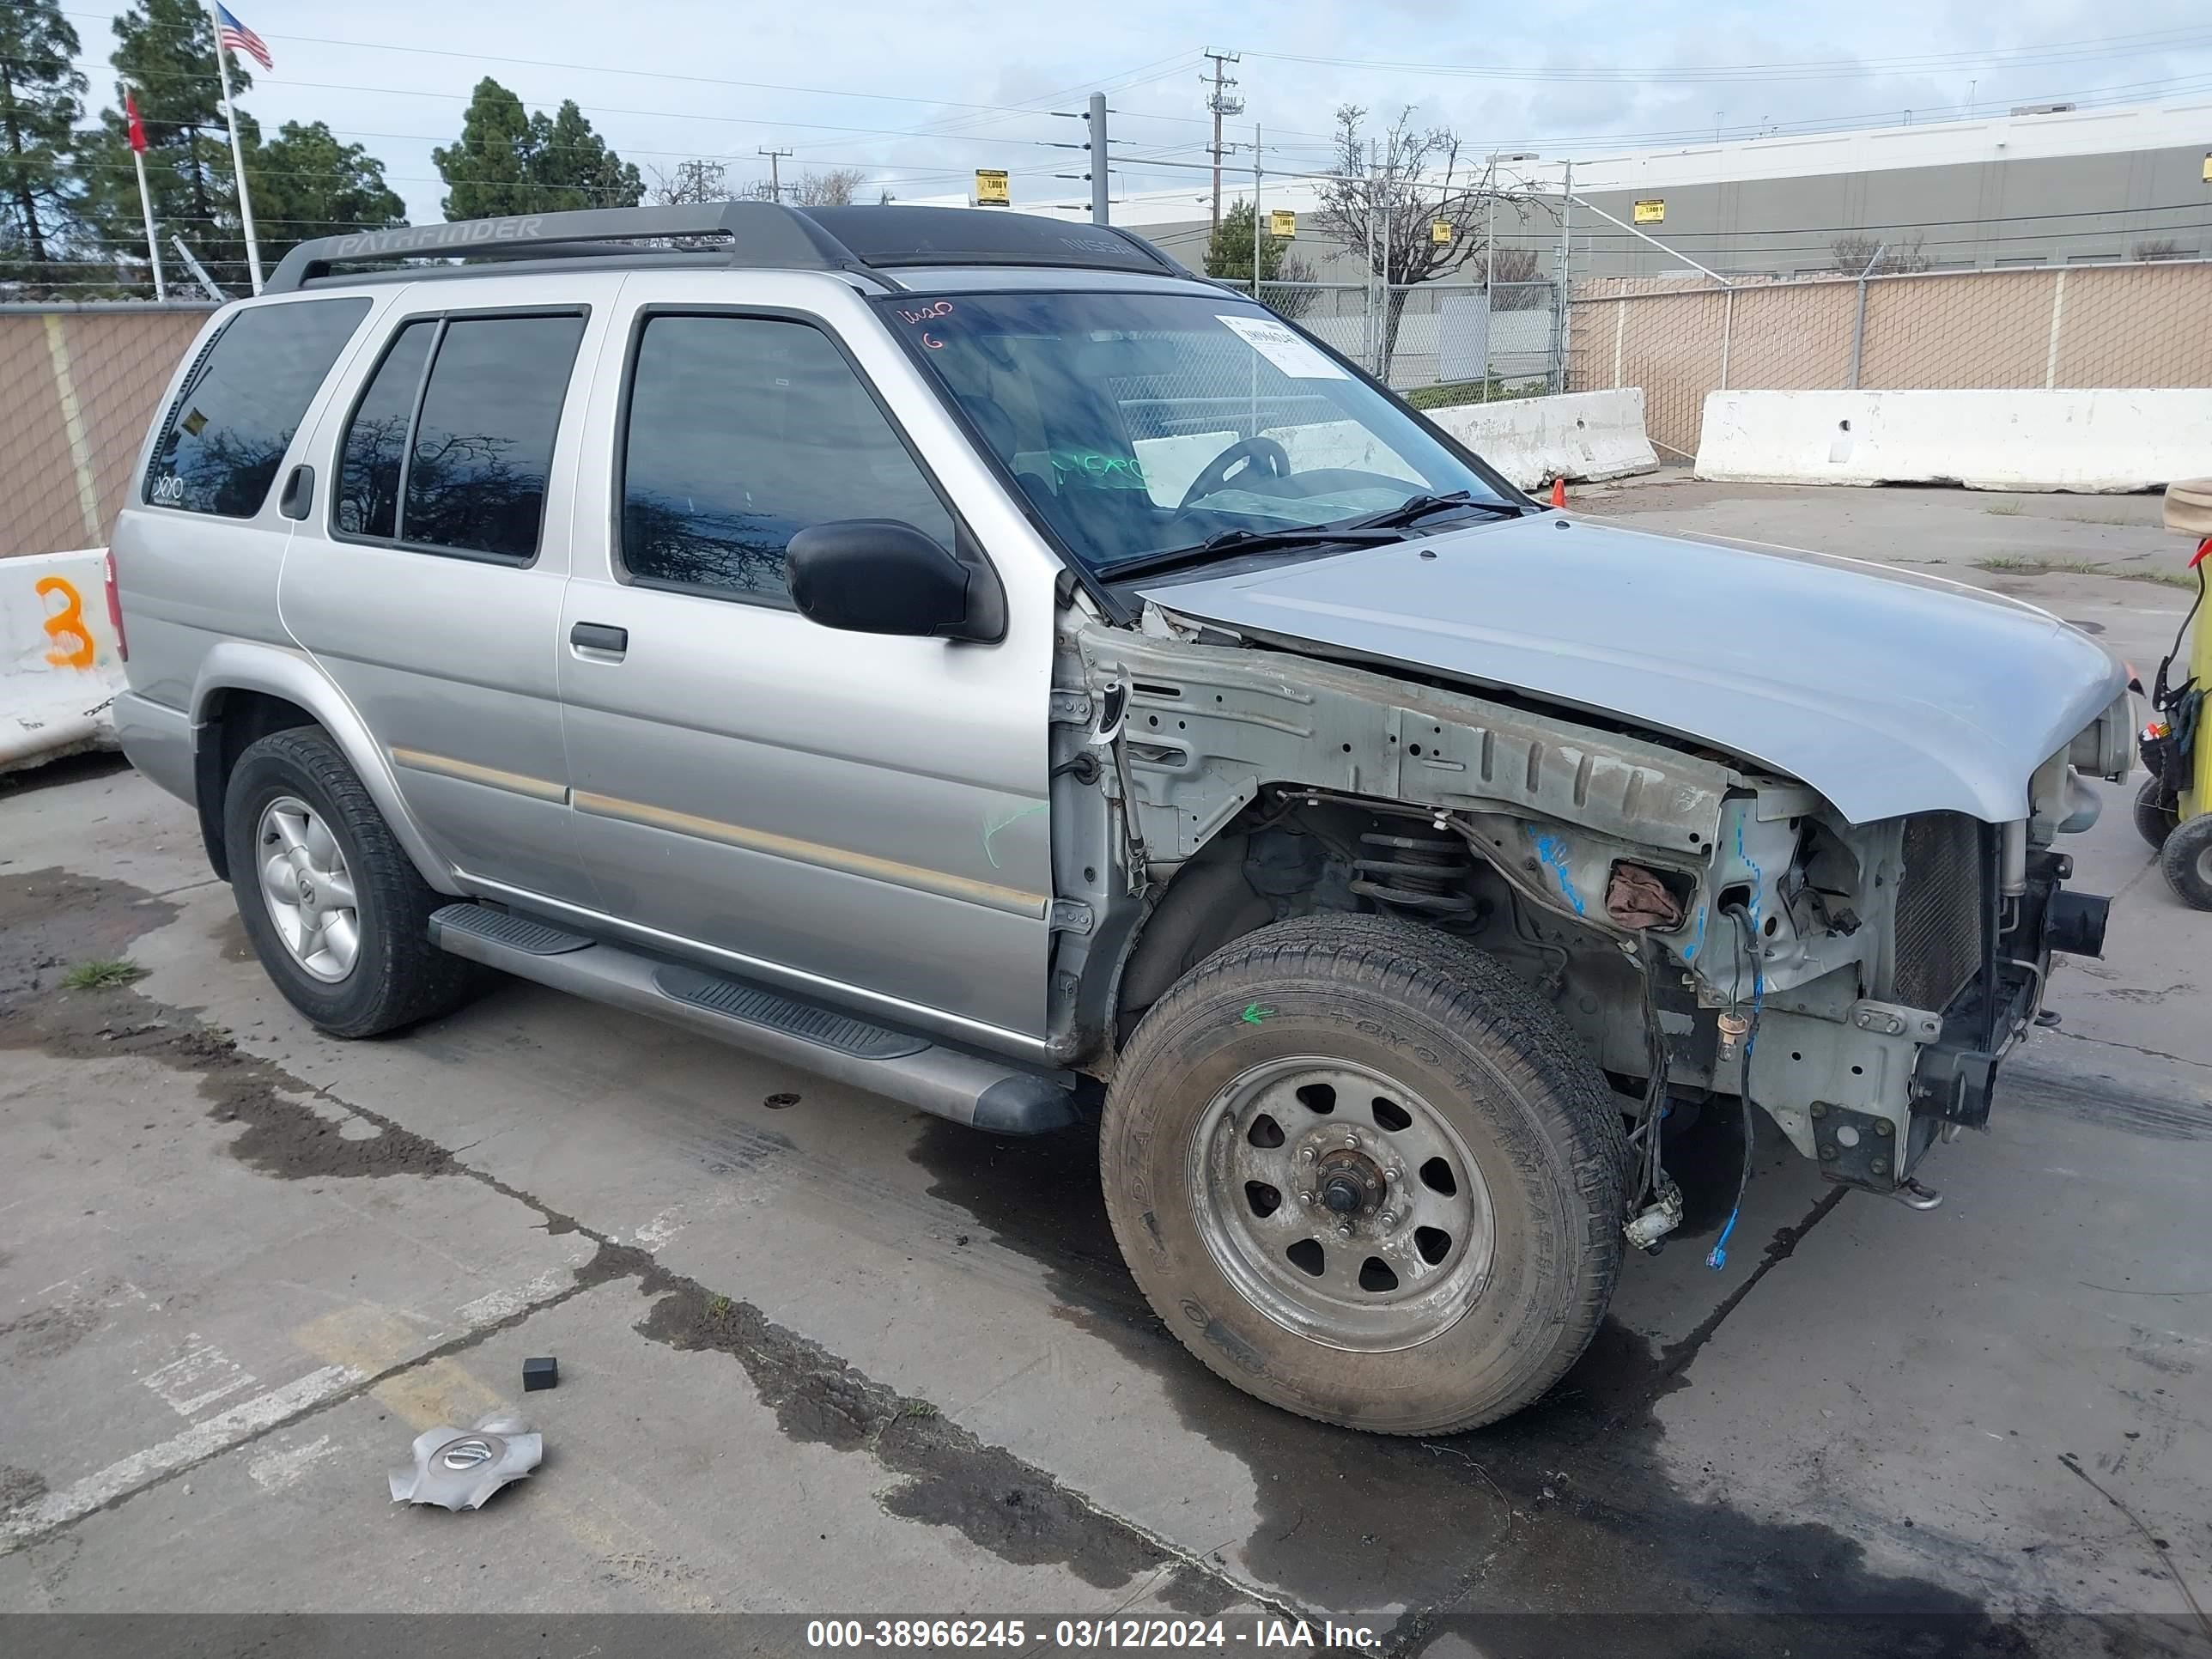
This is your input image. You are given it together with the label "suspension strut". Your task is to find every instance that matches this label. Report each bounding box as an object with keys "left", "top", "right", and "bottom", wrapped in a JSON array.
[{"left": 1350, "top": 826, "right": 1478, "bottom": 915}]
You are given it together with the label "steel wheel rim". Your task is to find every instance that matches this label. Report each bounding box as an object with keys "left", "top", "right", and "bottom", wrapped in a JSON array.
[
  {"left": 255, "top": 795, "right": 361, "bottom": 983},
  {"left": 1188, "top": 1054, "right": 1496, "bottom": 1354}
]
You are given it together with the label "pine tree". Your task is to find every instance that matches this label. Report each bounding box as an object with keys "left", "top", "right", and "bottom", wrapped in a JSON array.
[
  {"left": 433, "top": 78, "right": 535, "bottom": 220},
  {"left": 0, "top": 0, "right": 88, "bottom": 287},
  {"left": 1204, "top": 199, "right": 1317, "bottom": 318},
  {"left": 530, "top": 100, "right": 641, "bottom": 210},
  {"left": 248, "top": 120, "right": 406, "bottom": 258},
  {"left": 434, "top": 79, "right": 641, "bottom": 220},
  {"left": 82, "top": 0, "right": 257, "bottom": 293}
]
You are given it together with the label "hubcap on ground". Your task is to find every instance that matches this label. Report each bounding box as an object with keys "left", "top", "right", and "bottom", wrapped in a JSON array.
[
  {"left": 256, "top": 795, "right": 361, "bottom": 983},
  {"left": 1190, "top": 1056, "right": 1495, "bottom": 1353}
]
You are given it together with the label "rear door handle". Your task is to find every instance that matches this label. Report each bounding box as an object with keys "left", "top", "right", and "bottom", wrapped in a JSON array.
[{"left": 569, "top": 621, "right": 628, "bottom": 658}]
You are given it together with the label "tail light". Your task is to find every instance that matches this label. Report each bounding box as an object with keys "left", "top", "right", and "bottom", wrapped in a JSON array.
[{"left": 104, "top": 549, "right": 128, "bottom": 661}]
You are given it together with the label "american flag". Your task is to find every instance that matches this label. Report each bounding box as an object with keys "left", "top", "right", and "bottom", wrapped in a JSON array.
[{"left": 215, "top": 4, "right": 274, "bottom": 71}]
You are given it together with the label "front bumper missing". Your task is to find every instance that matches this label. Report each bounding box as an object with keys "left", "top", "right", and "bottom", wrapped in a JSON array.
[{"left": 1887, "top": 855, "right": 2110, "bottom": 1188}]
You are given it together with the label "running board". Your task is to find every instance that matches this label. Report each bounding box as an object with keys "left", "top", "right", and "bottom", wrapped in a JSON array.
[{"left": 428, "top": 904, "right": 1079, "bottom": 1135}]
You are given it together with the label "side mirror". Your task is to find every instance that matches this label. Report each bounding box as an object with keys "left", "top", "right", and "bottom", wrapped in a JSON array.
[{"left": 786, "top": 519, "right": 1005, "bottom": 643}]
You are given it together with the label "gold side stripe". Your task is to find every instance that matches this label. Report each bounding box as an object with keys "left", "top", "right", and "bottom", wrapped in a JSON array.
[
  {"left": 390, "top": 747, "right": 571, "bottom": 805},
  {"left": 572, "top": 789, "right": 1048, "bottom": 920}
]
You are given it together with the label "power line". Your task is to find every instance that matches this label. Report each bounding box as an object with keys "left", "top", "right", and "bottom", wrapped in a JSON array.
[{"left": 1243, "top": 24, "right": 2212, "bottom": 85}]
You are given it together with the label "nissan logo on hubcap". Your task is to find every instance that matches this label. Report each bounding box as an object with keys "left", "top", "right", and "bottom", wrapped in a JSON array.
[{"left": 438, "top": 1437, "right": 497, "bottom": 1471}]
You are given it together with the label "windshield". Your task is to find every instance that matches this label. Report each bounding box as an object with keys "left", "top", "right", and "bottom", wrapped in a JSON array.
[{"left": 885, "top": 289, "right": 1518, "bottom": 576}]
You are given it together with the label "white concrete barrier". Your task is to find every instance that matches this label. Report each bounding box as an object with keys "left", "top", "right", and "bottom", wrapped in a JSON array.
[
  {"left": 3, "top": 548, "right": 125, "bottom": 774},
  {"left": 1425, "top": 389, "right": 1659, "bottom": 489},
  {"left": 1695, "top": 388, "right": 2212, "bottom": 492},
  {"left": 1127, "top": 389, "right": 1656, "bottom": 506}
]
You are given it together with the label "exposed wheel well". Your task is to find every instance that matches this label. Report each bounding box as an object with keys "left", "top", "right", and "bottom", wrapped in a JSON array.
[{"left": 193, "top": 690, "right": 319, "bottom": 879}]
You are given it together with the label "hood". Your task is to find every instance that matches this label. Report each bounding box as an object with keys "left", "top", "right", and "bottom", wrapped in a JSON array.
[{"left": 1139, "top": 511, "right": 2124, "bottom": 824}]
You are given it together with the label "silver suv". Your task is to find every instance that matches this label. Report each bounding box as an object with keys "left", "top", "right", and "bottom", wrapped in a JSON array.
[{"left": 111, "top": 203, "right": 2130, "bottom": 1434}]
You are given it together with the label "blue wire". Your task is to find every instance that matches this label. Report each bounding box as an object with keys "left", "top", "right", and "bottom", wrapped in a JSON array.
[{"left": 1706, "top": 930, "right": 1765, "bottom": 1272}]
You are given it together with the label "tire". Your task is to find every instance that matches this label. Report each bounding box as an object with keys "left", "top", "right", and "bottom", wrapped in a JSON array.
[
  {"left": 2134, "top": 775, "right": 2179, "bottom": 853},
  {"left": 2160, "top": 812, "right": 2212, "bottom": 911},
  {"left": 1101, "top": 913, "right": 1632, "bottom": 1436},
  {"left": 223, "top": 726, "right": 487, "bottom": 1037}
]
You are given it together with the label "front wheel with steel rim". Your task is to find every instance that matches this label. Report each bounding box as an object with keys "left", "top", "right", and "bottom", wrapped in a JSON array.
[
  {"left": 223, "top": 726, "right": 488, "bottom": 1038},
  {"left": 1103, "top": 913, "right": 1631, "bottom": 1436}
]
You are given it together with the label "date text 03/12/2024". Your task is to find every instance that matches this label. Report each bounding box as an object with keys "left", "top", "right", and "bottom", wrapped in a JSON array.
[{"left": 804, "top": 1619, "right": 1380, "bottom": 1650}]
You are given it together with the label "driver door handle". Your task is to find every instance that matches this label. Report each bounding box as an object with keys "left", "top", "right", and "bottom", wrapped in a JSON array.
[{"left": 570, "top": 621, "right": 628, "bottom": 659}]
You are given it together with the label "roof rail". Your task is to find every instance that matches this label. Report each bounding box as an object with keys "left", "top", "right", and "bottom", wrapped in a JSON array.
[
  {"left": 266, "top": 201, "right": 1191, "bottom": 293},
  {"left": 265, "top": 201, "right": 860, "bottom": 293}
]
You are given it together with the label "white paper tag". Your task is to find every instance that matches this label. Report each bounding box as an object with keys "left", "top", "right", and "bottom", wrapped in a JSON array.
[{"left": 1216, "top": 313, "right": 1348, "bottom": 380}]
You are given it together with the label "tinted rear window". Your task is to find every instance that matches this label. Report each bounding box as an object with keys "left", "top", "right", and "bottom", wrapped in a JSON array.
[
  {"left": 143, "top": 298, "right": 370, "bottom": 517},
  {"left": 403, "top": 313, "right": 586, "bottom": 560},
  {"left": 335, "top": 319, "right": 436, "bottom": 540}
]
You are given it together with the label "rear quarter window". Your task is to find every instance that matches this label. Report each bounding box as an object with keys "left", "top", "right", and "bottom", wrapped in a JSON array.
[{"left": 143, "top": 297, "right": 371, "bottom": 518}]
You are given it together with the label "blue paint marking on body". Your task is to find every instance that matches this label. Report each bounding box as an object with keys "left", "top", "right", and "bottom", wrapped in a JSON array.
[
  {"left": 1528, "top": 828, "right": 1587, "bottom": 916},
  {"left": 1681, "top": 903, "right": 1707, "bottom": 963}
]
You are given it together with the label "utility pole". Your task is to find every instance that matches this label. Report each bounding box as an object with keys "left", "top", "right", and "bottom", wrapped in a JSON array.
[
  {"left": 1252, "top": 122, "right": 1262, "bottom": 299},
  {"left": 758, "top": 147, "right": 793, "bottom": 203},
  {"left": 1203, "top": 49, "right": 1243, "bottom": 229},
  {"left": 1553, "top": 159, "right": 1573, "bottom": 395},
  {"left": 673, "top": 159, "right": 726, "bottom": 204},
  {"left": 1088, "top": 93, "right": 1109, "bottom": 225}
]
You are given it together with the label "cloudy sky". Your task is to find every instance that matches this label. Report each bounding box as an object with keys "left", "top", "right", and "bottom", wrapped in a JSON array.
[{"left": 55, "top": 0, "right": 2212, "bottom": 223}]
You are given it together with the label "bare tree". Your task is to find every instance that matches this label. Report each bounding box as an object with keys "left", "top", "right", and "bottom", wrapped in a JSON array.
[
  {"left": 1830, "top": 232, "right": 1933, "bottom": 275},
  {"left": 646, "top": 159, "right": 728, "bottom": 206},
  {"left": 793, "top": 167, "right": 868, "bottom": 206},
  {"left": 738, "top": 166, "right": 871, "bottom": 206},
  {"left": 1316, "top": 106, "right": 1513, "bottom": 372},
  {"left": 1486, "top": 246, "right": 1542, "bottom": 307},
  {"left": 2133, "top": 238, "right": 2185, "bottom": 262}
]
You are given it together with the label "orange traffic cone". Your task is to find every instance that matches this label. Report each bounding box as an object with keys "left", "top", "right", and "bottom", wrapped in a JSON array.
[{"left": 1549, "top": 477, "right": 1567, "bottom": 509}]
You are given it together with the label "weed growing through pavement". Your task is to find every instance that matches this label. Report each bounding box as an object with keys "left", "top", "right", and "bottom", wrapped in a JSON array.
[{"left": 63, "top": 958, "right": 145, "bottom": 990}]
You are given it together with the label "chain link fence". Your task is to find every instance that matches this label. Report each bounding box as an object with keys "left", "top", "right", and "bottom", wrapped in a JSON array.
[
  {"left": 1226, "top": 279, "right": 1565, "bottom": 402},
  {"left": 1565, "top": 258, "right": 2212, "bottom": 460},
  {"left": 2, "top": 303, "right": 215, "bottom": 559}
]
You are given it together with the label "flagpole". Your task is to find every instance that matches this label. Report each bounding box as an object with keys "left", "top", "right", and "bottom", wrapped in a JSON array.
[
  {"left": 125, "top": 91, "right": 167, "bottom": 301},
  {"left": 133, "top": 148, "right": 167, "bottom": 301},
  {"left": 202, "top": 0, "right": 264, "bottom": 294}
]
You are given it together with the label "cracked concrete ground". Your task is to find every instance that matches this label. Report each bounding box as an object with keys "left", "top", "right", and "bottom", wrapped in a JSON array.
[{"left": 1, "top": 484, "right": 2209, "bottom": 1653}]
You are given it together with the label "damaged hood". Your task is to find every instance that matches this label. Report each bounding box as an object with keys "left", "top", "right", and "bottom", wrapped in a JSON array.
[{"left": 1139, "top": 511, "right": 2124, "bottom": 824}]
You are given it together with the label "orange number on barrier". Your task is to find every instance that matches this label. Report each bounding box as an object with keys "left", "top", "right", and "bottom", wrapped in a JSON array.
[{"left": 36, "top": 576, "right": 97, "bottom": 670}]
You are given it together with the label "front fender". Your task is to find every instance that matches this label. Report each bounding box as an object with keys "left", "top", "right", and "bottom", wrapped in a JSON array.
[{"left": 191, "top": 641, "right": 464, "bottom": 896}]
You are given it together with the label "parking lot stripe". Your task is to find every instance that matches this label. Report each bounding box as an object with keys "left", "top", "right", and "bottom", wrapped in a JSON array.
[{"left": 0, "top": 1364, "right": 365, "bottom": 1547}]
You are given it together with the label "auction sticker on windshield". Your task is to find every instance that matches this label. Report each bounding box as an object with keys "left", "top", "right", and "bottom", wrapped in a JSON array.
[{"left": 1216, "top": 313, "right": 1348, "bottom": 380}]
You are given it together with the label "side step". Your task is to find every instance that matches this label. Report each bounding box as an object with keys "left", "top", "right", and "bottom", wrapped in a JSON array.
[{"left": 429, "top": 904, "right": 1079, "bottom": 1135}]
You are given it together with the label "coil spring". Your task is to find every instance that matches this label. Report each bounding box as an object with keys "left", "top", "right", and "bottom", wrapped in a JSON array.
[{"left": 1350, "top": 827, "right": 1477, "bottom": 915}]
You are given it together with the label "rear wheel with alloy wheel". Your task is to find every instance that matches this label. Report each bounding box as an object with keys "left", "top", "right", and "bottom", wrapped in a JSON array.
[{"left": 223, "top": 726, "right": 487, "bottom": 1036}]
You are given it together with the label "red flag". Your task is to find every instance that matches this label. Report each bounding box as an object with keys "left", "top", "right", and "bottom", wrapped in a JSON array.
[{"left": 126, "top": 90, "right": 148, "bottom": 155}]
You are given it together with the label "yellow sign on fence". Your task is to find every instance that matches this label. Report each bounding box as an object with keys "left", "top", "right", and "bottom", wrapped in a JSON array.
[
  {"left": 1633, "top": 198, "right": 1666, "bottom": 225},
  {"left": 974, "top": 169, "right": 1010, "bottom": 207},
  {"left": 1268, "top": 209, "right": 1297, "bottom": 239},
  {"left": 1431, "top": 220, "right": 1451, "bottom": 246}
]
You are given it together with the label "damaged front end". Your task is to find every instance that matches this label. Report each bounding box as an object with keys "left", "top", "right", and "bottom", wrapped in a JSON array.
[{"left": 1055, "top": 617, "right": 2124, "bottom": 1220}]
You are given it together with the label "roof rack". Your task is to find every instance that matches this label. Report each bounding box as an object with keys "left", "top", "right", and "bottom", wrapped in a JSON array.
[{"left": 265, "top": 201, "right": 1189, "bottom": 294}]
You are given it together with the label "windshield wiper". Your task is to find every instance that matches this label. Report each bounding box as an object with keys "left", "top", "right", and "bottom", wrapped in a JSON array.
[
  {"left": 1100, "top": 523, "right": 1403, "bottom": 583},
  {"left": 1343, "top": 490, "right": 1527, "bottom": 532},
  {"left": 1099, "top": 493, "right": 1528, "bottom": 585}
]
